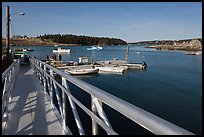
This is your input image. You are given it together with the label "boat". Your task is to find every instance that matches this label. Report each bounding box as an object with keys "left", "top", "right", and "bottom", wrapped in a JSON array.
[
  {"left": 64, "top": 66, "right": 99, "bottom": 75},
  {"left": 87, "top": 46, "right": 102, "bottom": 50},
  {"left": 136, "top": 52, "right": 141, "bottom": 54},
  {"left": 185, "top": 51, "right": 202, "bottom": 55},
  {"left": 120, "top": 63, "right": 146, "bottom": 70},
  {"left": 13, "top": 49, "right": 29, "bottom": 64},
  {"left": 53, "top": 47, "right": 70, "bottom": 53},
  {"left": 196, "top": 51, "right": 202, "bottom": 55},
  {"left": 14, "top": 48, "right": 29, "bottom": 54},
  {"left": 95, "top": 65, "right": 128, "bottom": 73},
  {"left": 26, "top": 48, "right": 33, "bottom": 51}
]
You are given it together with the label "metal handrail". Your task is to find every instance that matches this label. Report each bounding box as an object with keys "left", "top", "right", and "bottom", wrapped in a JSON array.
[
  {"left": 2, "top": 59, "right": 20, "bottom": 118},
  {"left": 30, "top": 58, "right": 194, "bottom": 135},
  {"left": 2, "top": 60, "right": 19, "bottom": 81}
]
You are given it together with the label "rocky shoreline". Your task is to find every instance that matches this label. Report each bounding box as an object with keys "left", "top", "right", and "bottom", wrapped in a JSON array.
[{"left": 144, "top": 39, "right": 202, "bottom": 51}]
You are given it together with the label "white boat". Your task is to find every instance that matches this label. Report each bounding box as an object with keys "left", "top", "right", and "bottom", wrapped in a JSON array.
[
  {"left": 14, "top": 49, "right": 29, "bottom": 64},
  {"left": 53, "top": 47, "right": 70, "bottom": 53},
  {"left": 120, "top": 63, "right": 146, "bottom": 70},
  {"left": 14, "top": 48, "right": 29, "bottom": 53},
  {"left": 195, "top": 51, "right": 202, "bottom": 55},
  {"left": 185, "top": 51, "right": 202, "bottom": 55},
  {"left": 64, "top": 68, "right": 99, "bottom": 75},
  {"left": 95, "top": 65, "right": 128, "bottom": 73},
  {"left": 26, "top": 48, "right": 33, "bottom": 51},
  {"left": 87, "top": 46, "right": 102, "bottom": 50}
]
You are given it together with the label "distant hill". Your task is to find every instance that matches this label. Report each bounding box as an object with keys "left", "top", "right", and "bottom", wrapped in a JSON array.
[{"left": 128, "top": 38, "right": 202, "bottom": 45}]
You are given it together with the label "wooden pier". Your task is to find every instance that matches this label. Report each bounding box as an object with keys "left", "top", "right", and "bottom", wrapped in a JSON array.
[{"left": 2, "top": 64, "right": 65, "bottom": 135}]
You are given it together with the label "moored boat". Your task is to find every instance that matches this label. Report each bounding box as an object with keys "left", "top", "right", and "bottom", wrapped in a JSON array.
[
  {"left": 185, "top": 51, "right": 202, "bottom": 55},
  {"left": 26, "top": 48, "right": 33, "bottom": 51},
  {"left": 13, "top": 49, "right": 29, "bottom": 64},
  {"left": 53, "top": 47, "right": 70, "bottom": 53},
  {"left": 95, "top": 65, "right": 128, "bottom": 73},
  {"left": 64, "top": 67, "right": 99, "bottom": 75},
  {"left": 120, "top": 62, "right": 147, "bottom": 70},
  {"left": 87, "top": 46, "right": 102, "bottom": 50}
]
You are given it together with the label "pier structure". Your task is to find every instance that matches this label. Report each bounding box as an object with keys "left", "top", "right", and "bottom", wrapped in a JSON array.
[{"left": 2, "top": 58, "right": 194, "bottom": 135}]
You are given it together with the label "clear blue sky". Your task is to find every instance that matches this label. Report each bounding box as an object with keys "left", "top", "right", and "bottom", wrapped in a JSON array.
[{"left": 2, "top": 2, "right": 202, "bottom": 42}]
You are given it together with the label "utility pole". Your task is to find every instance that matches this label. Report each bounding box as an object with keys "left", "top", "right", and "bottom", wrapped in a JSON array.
[{"left": 6, "top": 5, "right": 10, "bottom": 68}]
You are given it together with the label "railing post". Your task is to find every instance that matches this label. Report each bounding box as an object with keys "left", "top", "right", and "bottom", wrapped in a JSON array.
[
  {"left": 62, "top": 77, "right": 85, "bottom": 135},
  {"left": 45, "top": 69, "right": 51, "bottom": 96},
  {"left": 39, "top": 62, "right": 42, "bottom": 84},
  {"left": 36, "top": 61, "right": 40, "bottom": 78},
  {"left": 34, "top": 59, "right": 38, "bottom": 76},
  {"left": 7, "top": 70, "right": 12, "bottom": 104},
  {"left": 2, "top": 76, "right": 8, "bottom": 117},
  {"left": 9, "top": 67, "right": 15, "bottom": 102},
  {"left": 52, "top": 74, "right": 63, "bottom": 117},
  {"left": 91, "top": 95, "right": 98, "bottom": 135},
  {"left": 61, "top": 77, "right": 68, "bottom": 133},
  {"left": 43, "top": 65, "right": 47, "bottom": 94},
  {"left": 50, "top": 70, "right": 54, "bottom": 107}
]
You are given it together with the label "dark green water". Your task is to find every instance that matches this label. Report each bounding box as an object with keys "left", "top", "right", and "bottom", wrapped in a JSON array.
[{"left": 9, "top": 45, "right": 202, "bottom": 134}]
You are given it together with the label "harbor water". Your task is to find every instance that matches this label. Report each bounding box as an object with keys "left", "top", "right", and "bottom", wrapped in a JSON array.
[{"left": 9, "top": 45, "right": 202, "bottom": 134}]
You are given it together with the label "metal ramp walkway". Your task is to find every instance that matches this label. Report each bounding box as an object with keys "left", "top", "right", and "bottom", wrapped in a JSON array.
[
  {"left": 2, "top": 59, "right": 194, "bottom": 135},
  {"left": 2, "top": 64, "right": 65, "bottom": 135}
]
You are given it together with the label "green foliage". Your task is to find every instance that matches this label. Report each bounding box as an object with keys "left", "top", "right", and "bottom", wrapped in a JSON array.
[{"left": 38, "top": 34, "right": 127, "bottom": 45}]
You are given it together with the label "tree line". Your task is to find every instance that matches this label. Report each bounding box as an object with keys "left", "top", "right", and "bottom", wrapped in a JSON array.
[{"left": 37, "top": 34, "right": 127, "bottom": 45}]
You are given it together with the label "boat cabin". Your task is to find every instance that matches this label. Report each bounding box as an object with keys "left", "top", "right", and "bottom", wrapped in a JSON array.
[{"left": 13, "top": 51, "right": 29, "bottom": 64}]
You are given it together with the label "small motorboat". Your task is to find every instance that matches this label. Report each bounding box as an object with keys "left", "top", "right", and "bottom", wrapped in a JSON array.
[
  {"left": 120, "top": 63, "right": 147, "bottom": 70},
  {"left": 185, "top": 51, "right": 202, "bottom": 55},
  {"left": 26, "top": 48, "right": 33, "bottom": 51},
  {"left": 53, "top": 47, "right": 70, "bottom": 53},
  {"left": 87, "top": 46, "right": 102, "bottom": 50},
  {"left": 95, "top": 65, "right": 128, "bottom": 73},
  {"left": 64, "top": 67, "right": 99, "bottom": 75}
]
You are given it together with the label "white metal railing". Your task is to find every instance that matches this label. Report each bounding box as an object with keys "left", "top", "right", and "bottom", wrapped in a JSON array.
[
  {"left": 30, "top": 58, "right": 194, "bottom": 135},
  {"left": 2, "top": 59, "right": 20, "bottom": 120}
]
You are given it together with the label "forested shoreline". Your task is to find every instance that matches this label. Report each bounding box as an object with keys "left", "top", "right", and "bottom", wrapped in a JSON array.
[{"left": 37, "top": 34, "right": 127, "bottom": 46}]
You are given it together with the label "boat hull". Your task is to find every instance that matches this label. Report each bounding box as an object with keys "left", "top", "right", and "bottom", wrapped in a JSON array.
[
  {"left": 96, "top": 66, "right": 127, "bottom": 73},
  {"left": 120, "top": 63, "right": 146, "bottom": 70},
  {"left": 65, "top": 68, "right": 99, "bottom": 75},
  {"left": 53, "top": 50, "right": 70, "bottom": 53}
]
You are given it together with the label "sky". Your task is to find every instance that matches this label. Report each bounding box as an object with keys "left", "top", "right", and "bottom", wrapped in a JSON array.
[{"left": 2, "top": 2, "right": 202, "bottom": 43}]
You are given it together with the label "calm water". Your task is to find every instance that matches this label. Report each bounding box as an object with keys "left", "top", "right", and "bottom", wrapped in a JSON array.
[{"left": 9, "top": 45, "right": 202, "bottom": 134}]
